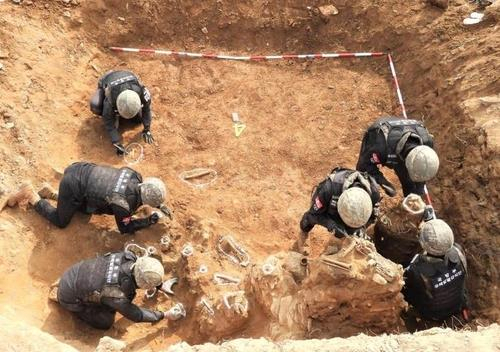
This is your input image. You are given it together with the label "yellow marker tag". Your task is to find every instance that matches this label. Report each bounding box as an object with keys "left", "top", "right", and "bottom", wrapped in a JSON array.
[{"left": 234, "top": 123, "right": 246, "bottom": 137}]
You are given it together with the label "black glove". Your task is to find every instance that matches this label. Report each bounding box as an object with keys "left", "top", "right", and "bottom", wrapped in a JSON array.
[
  {"left": 423, "top": 205, "right": 436, "bottom": 222},
  {"left": 381, "top": 183, "right": 397, "bottom": 197},
  {"left": 142, "top": 130, "right": 155, "bottom": 144},
  {"left": 149, "top": 213, "right": 160, "bottom": 224},
  {"left": 113, "top": 143, "right": 126, "bottom": 155}
]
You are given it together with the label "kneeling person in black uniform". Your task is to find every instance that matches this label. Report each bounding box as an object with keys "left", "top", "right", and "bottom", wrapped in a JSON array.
[
  {"left": 53, "top": 252, "right": 185, "bottom": 330},
  {"left": 6, "top": 162, "right": 170, "bottom": 234},
  {"left": 403, "top": 218, "right": 469, "bottom": 322},
  {"left": 294, "top": 167, "right": 381, "bottom": 253},
  {"left": 89, "top": 70, "right": 155, "bottom": 155},
  {"left": 356, "top": 116, "right": 439, "bottom": 197}
]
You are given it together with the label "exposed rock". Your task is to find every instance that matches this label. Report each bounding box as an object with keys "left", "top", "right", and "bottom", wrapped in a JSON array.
[
  {"left": 95, "top": 336, "right": 126, "bottom": 352},
  {"left": 318, "top": 4, "right": 339, "bottom": 17}
]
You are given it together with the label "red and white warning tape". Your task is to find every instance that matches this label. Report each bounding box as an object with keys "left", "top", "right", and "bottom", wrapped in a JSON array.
[
  {"left": 109, "top": 47, "right": 405, "bottom": 116},
  {"left": 387, "top": 53, "right": 408, "bottom": 120},
  {"left": 109, "top": 47, "right": 385, "bottom": 60}
]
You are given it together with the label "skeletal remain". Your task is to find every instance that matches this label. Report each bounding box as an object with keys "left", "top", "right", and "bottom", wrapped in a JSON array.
[
  {"left": 222, "top": 291, "right": 248, "bottom": 315},
  {"left": 183, "top": 169, "right": 212, "bottom": 180},
  {"left": 320, "top": 256, "right": 352, "bottom": 272},
  {"left": 166, "top": 303, "right": 186, "bottom": 320},
  {"left": 368, "top": 253, "right": 396, "bottom": 281},
  {"left": 124, "top": 243, "right": 148, "bottom": 257},
  {"left": 355, "top": 241, "right": 374, "bottom": 256},
  {"left": 147, "top": 246, "right": 157, "bottom": 256},
  {"left": 372, "top": 273, "right": 388, "bottom": 285},
  {"left": 181, "top": 243, "right": 194, "bottom": 257},
  {"left": 200, "top": 297, "right": 215, "bottom": 316},
  {"left": 159, "top": 234, "right": 171, "bottom": 252},
  {"left": 160, "top": 277, "right": 179, "bottom": 295},
  {"left": 262, "top": 263, "right": 276, "bottom": 276},
  {"left": 213, "top": 272, "right": 241, "bottom": 285},
  {"left": 337, "top": 238, "right": 357, "bottom": 258},
  {"left": 217, "top": 235, "right": 250, "bottom": 267}
]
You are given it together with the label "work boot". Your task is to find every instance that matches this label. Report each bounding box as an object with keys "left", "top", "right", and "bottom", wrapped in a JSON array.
[
  {"left": 48, "top": 279, "right": 60, "bottom": 303},
  {"left": 7, "top": 182, "right": 41, "bottom": 207},
  {"left": 38, "top": 183, "right": 58, "bottom": 200}
]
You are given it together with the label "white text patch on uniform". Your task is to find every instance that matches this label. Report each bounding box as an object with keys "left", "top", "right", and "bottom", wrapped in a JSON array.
[{"left": 143, "top": 88, "right": 151, "bottom": 102}]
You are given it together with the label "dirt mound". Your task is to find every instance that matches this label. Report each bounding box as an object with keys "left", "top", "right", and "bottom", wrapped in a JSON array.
[
  {"left": 0, "top": 0, "right": 498, "bottom": 350},
  {"left": 250, "top": 238, "right": 405, "bottom": 339},
  {"left": 0, "top": 314, "right": 78, "bottom": 352}
]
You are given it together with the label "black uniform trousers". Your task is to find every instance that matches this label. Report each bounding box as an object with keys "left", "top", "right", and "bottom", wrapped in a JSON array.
[
  {"left": 62, "top": 303, "right": 116, "bottom": 330},
  {"left": 34, "top": 164, "right": 87, "bottom": 228}
]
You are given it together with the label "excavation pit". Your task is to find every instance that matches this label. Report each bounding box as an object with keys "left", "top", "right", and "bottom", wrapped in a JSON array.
[{"left": 0, "top": 0, "right": 498, "bottom": 351}]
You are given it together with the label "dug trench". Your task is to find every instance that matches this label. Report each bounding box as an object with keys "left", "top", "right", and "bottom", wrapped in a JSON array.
[{"left": 0, "top": 0, "right": 498, "bottom": 351}]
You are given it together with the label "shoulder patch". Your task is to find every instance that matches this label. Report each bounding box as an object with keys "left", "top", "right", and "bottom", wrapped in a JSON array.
[
  {"left": 143, "top": 87, "right": 151, "bottom": 102},
  {"left": 313, "top": 196, "right": 323, "bottom": 211},
  {"left": 370, "top": 153, "right": 381, "bottom": 164}
]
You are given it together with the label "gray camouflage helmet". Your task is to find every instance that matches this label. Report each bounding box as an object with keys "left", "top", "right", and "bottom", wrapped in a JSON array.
[
  {"left": 133, "top": 256, "right": 165, "bottom": 289},
  {"left": 337, "top": 187, "right": 373, "bottom": 228},
  {"left": 116, "top": 89, "right": 141, "bottom": 119},
  {"left": 405, "top": 145, "right": 439, "bottom": 182},
  {"left": 420, "top": 219, "right": 454, "bottom": 256},
  {"left": 140, "top": 177, "right": 167, "bottom": 207}
]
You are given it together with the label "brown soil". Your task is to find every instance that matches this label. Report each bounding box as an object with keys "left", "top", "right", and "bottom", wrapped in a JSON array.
[{"left": 0, "top": 0, "right": 498, "bottom": 351}]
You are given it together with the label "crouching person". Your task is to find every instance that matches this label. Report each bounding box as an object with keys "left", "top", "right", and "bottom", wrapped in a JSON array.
[
  {"left": 6, "top": 162, "right": 171, "bottom": 234},
  {"left": 52, "top": 252, "right": 185, "bottom": 330},
  {"left": 294, "top": 167, "right": 380, "bottom": 253},
  {"left": 403, "top": 219, "right": 469, "bottom": 322}
]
